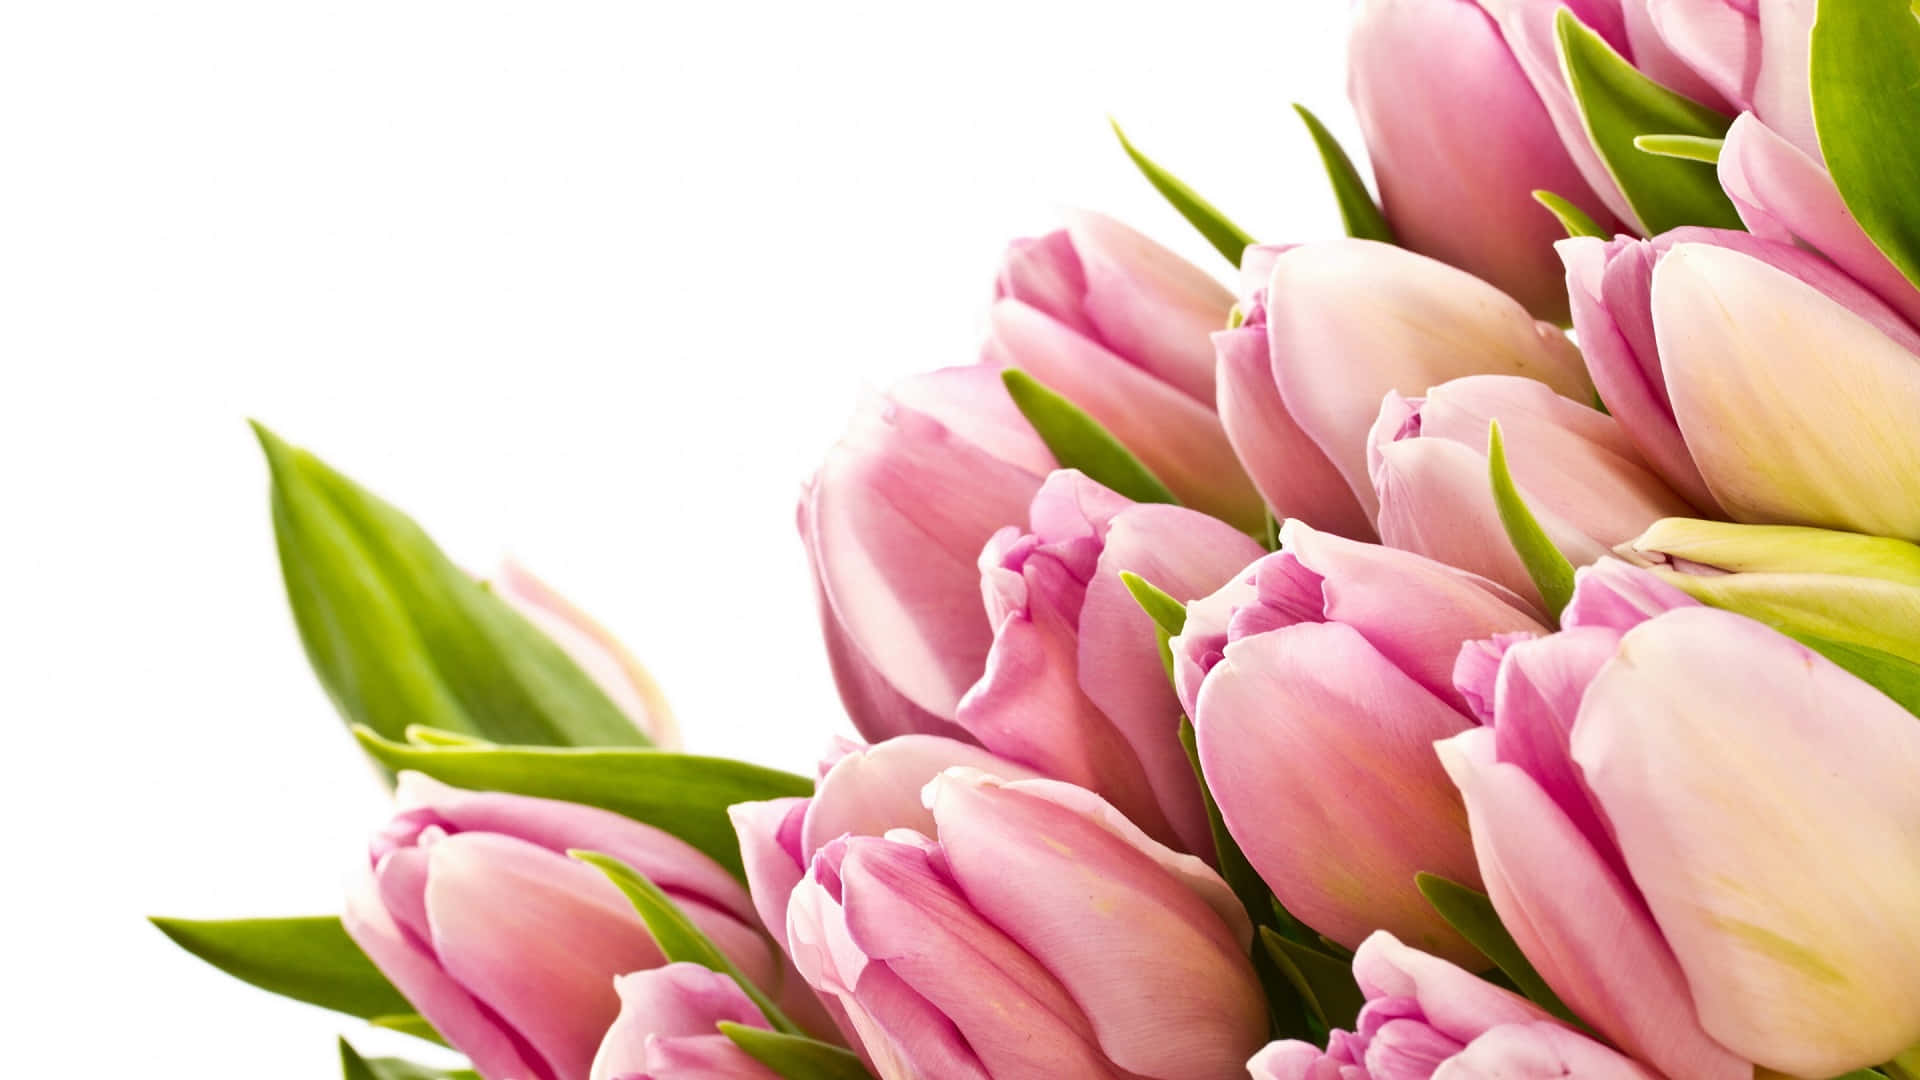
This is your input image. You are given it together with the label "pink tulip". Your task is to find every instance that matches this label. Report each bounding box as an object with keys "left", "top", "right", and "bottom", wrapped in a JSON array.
[
  {"left": 984, "top": 211, "right": 1264, "bottom": 531},
  {"left": 1442, "top": 559, "right": 1920, "bottom": 1076},
  {"left": 1172, "top": 520, "right": 1542, "bottom": 962},
  {"left": 1368, "top": 374, "right": 1695, "bottom": 607},
  {"left": 590, "top": 964, "right": 778, "bottom": 1080},
  {"left": 343, "top": 774, "right": 820, "bottom": 1080},
  {"left": 1260, "top": 239, "right": 1591, "bottom": 521},
  {"left": 491, "top": 560, "right": 679, "bottom": 748},
  {"left": 1246, "top": 932, "right": 1656, "bottom": 1080},
  {"left": 803, "top": 365, "right": 1053, "bottom": 741},
  {"left": 785, "top": 769, "right": 1268, "bottom": 1079},
  {"left": 956, "top": 469, "right": 1265, "bottom": 852},
  {"left": 1649, "top": 0, "right": 1818, "bottom": 158},
  {"left": 1347, "top": 0, "right": 1620, "bottom": 319}
]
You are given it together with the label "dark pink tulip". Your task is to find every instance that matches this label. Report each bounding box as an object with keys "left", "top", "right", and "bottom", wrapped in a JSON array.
[
  {"left": 984, "top": 211, "right": 1265, "bottom": 531},
  {"left": 956, "top": 469, "right": 1264, "bottom": 852},
  {"left": 589, "top": 963, "right": 778, "bottom": 1080},
  {"left": 1173, "top": 520, "right": 1543, "bottom": 961},
  {"left": 1246, "top": 931, "right": 1656, "bottom": 1080},
  {"left": 803, "top": 365, "right": 1053, "bottom": 741},
  {"left": 343, "top": 775, "right": 821, "bottom": 1080},
  {"left": 1367, "top": 374, "right": 1695, "bottom": 608},
  {"left": 784, "top": 769, "right": 1268, "bottom": 1079},
  {"left": 1347, "top": 0, "right": 1620, "bottom": 319}
]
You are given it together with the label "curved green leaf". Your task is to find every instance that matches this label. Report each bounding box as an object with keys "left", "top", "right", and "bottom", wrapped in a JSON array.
[
  {"left": 1632, "top": 133, "right": 1724, "bottom": 163},
  {"left": 718, "top": 1024, "right": 873, "bottom": 1080},
  {"left": 254, "top": 423, "right": 648, "bottom": 750},
  {"left": 1415, "top": 873, "right": 1585, "bottom": 1028},
  {"left": 1556, "top": 9, "right": 1740, "bottom": 233},
  {"left": 1259, "top": 927, "right": 1365, "bottom": 1032},
  {"left": 1293, "top": 104, "right": 1396, "bottom": 243},
  {"left": 1109, "top": 118, "right": 1255, "bottom": 266},
  {"left": 355, "top": 727, "right": 812, "bottom": 878},
  {"left": 339, "top": 1040, "right": 477, "bottom": 1080},
  {"left": 1487, "top": 421, "right": 1576, "bottom": 621},
  {"left": 1001, "top": 369, "right": 1179, "bottom": 506},
  {"left": 1532, "top": 190, "right": 1608, "bottom": 239},
  {"left": 1810, "top": 0, "right": 1920, "bottom": 292}
]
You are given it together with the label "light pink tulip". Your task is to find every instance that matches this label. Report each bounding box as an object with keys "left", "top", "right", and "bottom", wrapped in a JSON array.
[
  {"left": 803, "top": 365, "right": 1053, "bottom": 741},
  {"left": 590, "top": 964, "right": 778, "bottom": 1080},
  {"left": 1347, "top": 0, "right": 1620, "bottom": 319},
  {"left": 1262, "top": 240, "right": 1590, "bottom": 521},
  {"left": 785, "top": 769, "right": 1268, "bottom": 1079},
  {"left": 957, "top": 469, "right": 1265, "bottom": 852},
  {"left": 491, "top": 560, "right": 678, "bottom": 748},
  {"left": 1246, "top": 932, "right": 1656, "bottom": 1080},
  {"left": 1174, "top": 520, "right": 1542, "bottom": 962},
  {"left": 985, "top": 211, "right": 1265, "bottom": 531},
  {"left": 1649, "top": 0, "right": 1817, "bottom": 158},
  {"left": 1368, "top": 374, "right": 1695, "bottom": 607},
  {"left": 343, "top": 774, "right": 822, "bottom": 1080}
]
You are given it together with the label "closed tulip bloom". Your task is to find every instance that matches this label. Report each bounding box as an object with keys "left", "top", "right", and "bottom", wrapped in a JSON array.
[
  {"left": 985, "top": 211, "right": 1264, "bottom": 531},
  {"left": 1173, "top": 520, "right": 1543, "bottom": 961},
  {"left": 1262, "top": 240, "right": 1590, "bottom": 520},
  {"left": 1347, "top": 0, "right": 1619, "bottom": 319},
  {"left": 803, "top": 365, "right": 1053, "bottom": 742},
  {"left": 343, "top": 774, "right": 811, "bottom": 1080},
  {"left": 1246, "top": 932, "right": 1656, "bottom": 1080},
  {"left": 785, "top": 769, "right": 1268, "bottom": 1079},
  {"left": 491, "top": 560, "right": 678, "bottom": 748},
  {"left": 1368, "top": 374, "right": 1694, "bottom": 607},
  {"left": 956, "top": 469, "right": 1264, "bottom": 853},
  {"left": 589, "top": 964, "right": 778, "bottom": 1080},
  {"left": 1650, "top": 0, "right": 1818, "bottom": 157}
]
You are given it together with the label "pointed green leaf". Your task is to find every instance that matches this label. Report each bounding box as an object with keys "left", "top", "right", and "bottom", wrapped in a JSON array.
[
  {"left": 368, "top": 1015, "right": 444, "bottom": 1042},
  {"left": 254, "top": 423, "right": 648, "bottom": 750},
  {"left": 1632, "top": 133, "right": 1724, "bottom": 163},
  {"left": 1120, "top": 571, "right": 1186, "bottom": 682},
  {"left": 1001, "top": 370, "right": 1179, "bottom": 506},
  {"left": 1555, "top": 10, "right": 1741, "bottom": 233},
  {"left": 1259, "top": 927, "right": 1365, "bottom": 1032},
  {"left": 339, "top": 1040, "right": 478, "bottom": 1080},
  {"left": 1487, "top": 421, "right": 1576, "bottom": 620},
  {"left": 574, "top": 852, "right": 803, "bottom": 1036},
  {"left": 1784, "top": 633, "right": 1920, "bottom": 719},
  {"left": 1415, "top": 873, "right": 1585, "bottom": 1028},
  {"left": 718, "top": 1024, "right": 873, "bottom": 1080},
  {"left": 355, "top": 727, "right": 811, "bottom": 879},
  {"left": 1293, "top": 104, "right": 1396, "bottom": 244},
  {"left": 151, "top": 915, "right": 436, "bottom": 1042},
  {"left": 1109, "top": 118, "right": 1255, "bottom": 266},
  {"left": 1810, "top": 0, "right": 1920, "bottom": 293},
  {"left": 1532, "top": 190, "right": 1609, "bottom": 239}
]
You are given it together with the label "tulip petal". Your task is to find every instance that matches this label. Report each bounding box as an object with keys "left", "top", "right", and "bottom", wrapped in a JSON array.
[
  {"left": 591, "top": 964, "right": 769, "bottom": 1080},
  {"left": 729, "top": 797, "right": 810, "bottom": 955},
  {"left": 1750, "top": 0, "right": 1817, "bottom": 160},
  {"left": 802, "top": 735, "right": 1042, "bottom": 857},
  {"left": 1433, "top": 1022, "right": 1660, "bottom": 1079},
  {"left": 1351, "top": 930, "right": 1548, "bottom": 1044},
  {"left": 1646, "top": 0, "right": 1760, "bottom": 115},
  {"left": 1066, "top": 209, "right": 1234, "bottom": 405},
  {"left": 1573, "top": 607, "right": 1920, "bottom": 1076}
]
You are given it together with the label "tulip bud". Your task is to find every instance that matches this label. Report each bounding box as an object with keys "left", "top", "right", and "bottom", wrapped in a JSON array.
[
  {"left": 1368, "top": 374, "right": 1695, "bottom": 607},
  {"left": 1347, "top": 0, "right": 1619, "bottom": 320},
  {"left": 1650, "top": 0, "right": 1817, "bottom": 158},
  {"left": 344, "top": 774, "right": 811, "bottom": 1080},
  {"left": 785, "top": 769, "right": 1268, "bottom": 1079},
  {"left": 957, "top": 469, "right": 1265, "bottom": 852},
  {"left": 590, "top": 964, "right": 778, "bottom": 1080},
  {"left": 1173, "top": 520, "right": 1543, "bottom": 961},
  {"left": 985, "top": 211, "right": 1264, "bottom": 531},
  {"left": 803, "top": 365, "right": 1053, "bottom": 741},
  {"left": 1247, "top": 932, "right": 1657, "bottom": 1080},
  {"left": 490, "top": 560, "right": 678, "bottom": 748},
  {"left": 1261, "top": 239, "right": 1591, "bottom": 521}
]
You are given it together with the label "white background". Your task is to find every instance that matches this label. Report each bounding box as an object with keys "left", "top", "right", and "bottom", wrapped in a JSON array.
[{"left": 3, "top": 4, "right": 1349, "bottom": 1075}]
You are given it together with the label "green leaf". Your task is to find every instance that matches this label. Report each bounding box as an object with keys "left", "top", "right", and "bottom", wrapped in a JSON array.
[
  {"left": 1810, "top": 0, "right": 1920, "bottom": 293},
  {"left": 339, "top": 1040, "right": 478, "bottom": 1080},
  {"left": 1532, "top": 190, "right": 1609, "bottom": 239},
  {"left": 1786, "top": 633, "right": 1920, "bottom": 718},
  {"left": 150, "top": 915, "right": 435, "bottom": 1041},
  {"left": 574, "top": 851, "right": 803, "bottom": 1036},
  {"left": 1555, "top": 10, "right": 1741, "bottom": 233},
  {"left": 1259, "top": 928, "right": 1365, "bottom": 1032},
  {"left": 1632, "top": 133, "right": 1724, "bottom": 163},
  {"left": 1120, "top": 571, "right": 1186, "bottom": 683},
  {"left": 719, "top": 1023, "right": 873, "bottom": 1080},
  {"left": 1293, "top": 105, "right": 1396, "bottom": 244},
  {"left": 1001, "top": 370, "right": 1179, "bottom": 506},
  {"left": 254, "top": 423, "right": 648, "bottom": 750},
  {"left": 355, "top": 727, "right": 811, "bottom": 879},
  {"left": 1109, "top": 118, "right": 1255, "bottom": 266},
  {"left": 1415, "top": 873, "right": 1585, "bottom": 1028},
  {"left": 1487, "top": 421, "right": 1576, "bottom": 621}
]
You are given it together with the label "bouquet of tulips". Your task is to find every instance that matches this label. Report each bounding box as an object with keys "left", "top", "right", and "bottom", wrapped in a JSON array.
[{"left": 153, "top": 1, "right": 1920, "bottom": 1078}]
